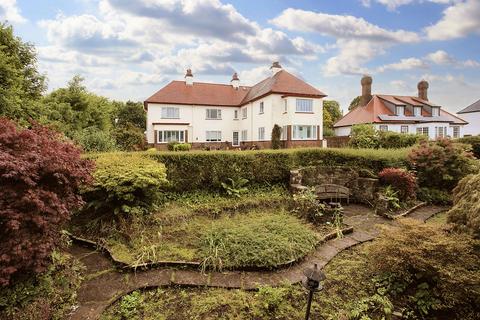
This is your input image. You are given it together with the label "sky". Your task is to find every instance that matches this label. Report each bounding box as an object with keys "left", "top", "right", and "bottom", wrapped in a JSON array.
[{"left": 2, "top": 0, "right": 480, "bottom": 113}]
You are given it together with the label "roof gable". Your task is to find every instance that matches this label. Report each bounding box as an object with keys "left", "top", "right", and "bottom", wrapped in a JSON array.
[{"left": 458, "top": 99, "right": 480, "bottom": 114}]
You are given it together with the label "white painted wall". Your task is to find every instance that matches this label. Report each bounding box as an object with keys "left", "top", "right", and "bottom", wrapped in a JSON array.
[
  {"left": 334, "top": 123, "right": 465, "bottom": 139},
  {"left": 459, "top": 112, "right": 480, "bottom": 136},
  {"left": 146, "top": 94, "right": 323, "bottom": 144}
]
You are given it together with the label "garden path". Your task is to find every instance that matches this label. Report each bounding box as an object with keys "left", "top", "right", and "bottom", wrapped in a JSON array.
[{"left": 67, "top": 205, "right": 447, "bottom": 320}]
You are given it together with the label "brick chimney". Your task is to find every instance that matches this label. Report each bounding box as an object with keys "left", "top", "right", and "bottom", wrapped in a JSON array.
[
  {"left": 185, "top": 68, "right": 193, "bottom": 86},
  {"left": 417, "top": 80, "right": 428, "bottom": 101},
  {"left": 231, "top": 72, "right": 240, "bottom": 89},
  {"left": 270, "top": 61, "right": 282, "bottom": 76},
  {"left": 360, "top": 75, "right": 372, "bottom": 106}
]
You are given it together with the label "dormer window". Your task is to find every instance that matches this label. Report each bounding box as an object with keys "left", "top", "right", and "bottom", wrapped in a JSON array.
[
  {"left": 431, "top": 107, "right": 440, "bottom": 117},
  {"left": 414, "top": 106, "right": 422, "bottom": 116},
  {"left": 395, "top": 106, "right": 405, "bottom": 116}
]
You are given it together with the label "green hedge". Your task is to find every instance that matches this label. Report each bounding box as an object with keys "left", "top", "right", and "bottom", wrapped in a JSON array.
[
  {"left": 456, "top": 135, "right": 480, "bottom": 159},
  {"left": 140, "top": 148, "right": 410, "bottom": 192}
]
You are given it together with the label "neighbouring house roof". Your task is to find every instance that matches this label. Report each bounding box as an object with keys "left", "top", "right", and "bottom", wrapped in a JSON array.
[
  {"left": 334, "top": 94, "right": 467, "bottom": 128},
  {"left": 144, "top": 70, "right": 326, "bottom": 108},
  {"left": 458, "top": 99, "right": 480, "bottom": 114}
]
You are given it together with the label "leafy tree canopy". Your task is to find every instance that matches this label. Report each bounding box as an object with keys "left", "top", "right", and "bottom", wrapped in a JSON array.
[{"left": 349, "top": 96, "right": 361, "bottom": 111}]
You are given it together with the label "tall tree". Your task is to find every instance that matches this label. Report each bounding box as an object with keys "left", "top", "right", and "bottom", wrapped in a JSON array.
[
  {"left": 323, "top": 100, "right": 342, "bottom": 126},
  {"left": 349, "top": 96, "right": 361, "bottom": 111},
  {"left": 0, "top": 23, "right": 46, "bottom": 124}
]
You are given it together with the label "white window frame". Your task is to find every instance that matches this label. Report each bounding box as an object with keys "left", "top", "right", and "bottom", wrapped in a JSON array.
[
  {"left": 292, "top": 125, "right": 317, "bottom": 140},
  {"left": 284, "top": 100, "right": 288, "bottom": 113},
  {"left": 241, "top": 130, "right": 248, "bottom": 141},
  {"left": 157, "top": 130, "right": 185, "bottom": 143},
  {"left": 242, "top": 108, "right": 247, "bottom": 119},
  {"left": 416, "top": 127, "right": 429, "bottom": 136},
  {"left": 206, "top": 130, "right": 222, "bottom": 142},
  {"left": 206, "top": 109, "right": 222, "bottom": 120},
  {"left": 234, "top": 110, "right": 239, "bottom": 120},
  {"left": 401, "top": 125, "right": 409, "bottom": 134},
  {"left": 280, "top": 125, "right": 288, "bottom": 140},
  {"left": 259, "top": 102, "right": 264, "bottom": 114},
  {"left": 379, "top": 125, "right": 388, "bottom": 132},
  {"left": 414, "top": 106, "right": 422, "bottom": 116},
  {"left": 435, "top": 126, "right": 447, "bottom": 139},
  {"left": 452, "top": 126, "right": 460, "bottom": 138},
  {"left": 295, "top": 99, "right": 313, "bottom": 113},
  {"left": 258, "top": 127, "right": 265, "bottom": 141},
  {"left": 395, "top": 106, "right": 405, "bottom": 116},
  {"left": 431, "top": 107, "right": 440, "bottom": 117},
  {"left": 161, "top": 107, "right": 180, "bottom": 119}
]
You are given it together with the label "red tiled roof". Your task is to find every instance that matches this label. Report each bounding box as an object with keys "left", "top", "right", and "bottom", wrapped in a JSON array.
[
  {"left": 145, "top": 70, "right": 326, "bottom": 108},
  {"left": 334, "top": 94, "right": 467, "bottom": 128}
]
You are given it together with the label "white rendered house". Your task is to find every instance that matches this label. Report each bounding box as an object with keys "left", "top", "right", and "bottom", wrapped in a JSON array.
[
  {"left": 457, "top": 99, "right": 480, "bottom": 136},
  {"left": 144, "top": 62, "right": 327, "bottom": 149},
  {"left": 334, "top": 76, "right": 467, "bottom": 139}
]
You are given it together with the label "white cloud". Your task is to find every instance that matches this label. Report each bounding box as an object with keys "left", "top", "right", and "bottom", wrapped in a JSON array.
[
  {"left": 0, "top": 0, "right": 26, "bottom": 23},
  {"left": 361, "top": 0, "right": 458, "bottom": 11},
  {"left": 378, "top": 57, "right": 428, "bottom": 72},
  {"left": 425, "top": 0, "right": 480, "bottom": 40},
  {"left": 426, "top": 50, "right": 480, "bottom": 67}
]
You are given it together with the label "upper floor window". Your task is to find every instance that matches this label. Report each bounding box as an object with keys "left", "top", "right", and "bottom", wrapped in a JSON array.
[
  {"left": 234, "top": 110, "right": 239, "bottom": 120},
  {"left": 395, "top": 106, "right": 405, "bottom": 116},
  {"left": 258, "top": 127, "right": 265, "bottom": 140},
  {"left": 401, "top": 125, "right": 409, "bottom": 134},
  {"left": 242, "top": 108, "right": 247, "bottom": 119},
  {"left": 292, "top": 125, "right": 317, "bottom": 140},
  {"left": 161, "top": 107, "right": 179, "bottom": 119},
  {"left": 296, "top": 99, "right": 313, "bottom": 113},
  {"left": 414, "top": 106, "right": 422, "bottom": 116},
  {"left": 259, "top": 102, "right": 264, "bottom": 114},
  {"left": 284, "top": 100, "right": 288, "bottom": 113},
  {"left": 379, "top": 125, "right": 388, "bottom": 132},
  {"left": 431, "top": 107, "right": 440, "bottom": 117},
  {"left": 206, "top": 130, "right": 222, "bottom": 142},
  {"left": 206, "top": 109, "right": 221, "bottom": 120}
]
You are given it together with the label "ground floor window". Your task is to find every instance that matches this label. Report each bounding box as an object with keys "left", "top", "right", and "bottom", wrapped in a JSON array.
[
  {"left": 416, "top": 127, "right": 429, "bottom": 136},
  {"left": 435, "top": 126, "right": 447, "bottom": 139},
  {"left": 241, "top": 130, "right": 248, "bottom": 141},
  {"left": 401, "top": 125, "right": 409, "bottom": 134},
  {"left": 452, "top": 126, "right": 460, "bottom": 138},
  {"left": 158, "top": 130, "right": 184, "bottom": 143},
  {"left": 379, "top": 125, "right": 388, "bottom": 132},
  {"left": 258, "top": 127, "right": 265, "bottom": 140},
  {"left": 280, "top": 125, "right": 288, "bottom": 140},
  {"left": 292, "top": 125, "right": 317, "bottom": 140},
  {"left": 206, "top": 130, "right": 222, "bottom": 142}
]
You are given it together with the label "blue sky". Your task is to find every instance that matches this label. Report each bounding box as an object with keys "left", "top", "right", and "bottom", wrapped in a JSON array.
[{"left": 2, "top": 0, "right": 479, "bottom": 113}]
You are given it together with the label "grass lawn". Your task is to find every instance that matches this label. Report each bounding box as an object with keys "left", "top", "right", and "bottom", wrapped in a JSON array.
[{"left": 69, "top": 185, "right": 340, "bottom": 269}]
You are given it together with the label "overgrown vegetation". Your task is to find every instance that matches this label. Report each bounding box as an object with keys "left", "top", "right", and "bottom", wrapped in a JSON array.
[
  {"left": 0, "top": 251, "right": 84, "bottom": 320},
  {"left": 378, "top": 167, "right": 417, "bottom": 200},
  {"left": 408, "top": 138, "right": 477, "bottom": 190},
  {"left": 349, "top": 124, "right": 424, "bottom": 149},
  {"left": 457, "top": 135, "right": 480, "bottom": 159},
  {"left": 0, "top": 118, "right": 93, "bottom": 285},
  {"left": 448, "top": 172, "right": 480, "bottom": 238},
  {"left": 81, "top": 154, "right": 168, "bottom": 217}
]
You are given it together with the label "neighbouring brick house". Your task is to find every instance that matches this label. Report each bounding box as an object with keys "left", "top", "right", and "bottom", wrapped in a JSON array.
[
  {"left": 144, "top": 62, "right": 327, "bottom": 150},
  {"left": 334, "top": 75, "right": 468, "bottom": 139}
]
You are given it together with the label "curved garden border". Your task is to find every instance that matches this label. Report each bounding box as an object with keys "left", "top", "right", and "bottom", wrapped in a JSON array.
[
  {"left": 376, "top": 201, "right": 426, "bottom": 220},
  {"left": 67, "top": 226, "right": 354, "bottom": 272}
]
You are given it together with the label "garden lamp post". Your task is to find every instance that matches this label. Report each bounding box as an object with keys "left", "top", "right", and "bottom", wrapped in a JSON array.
[{"left": 302, "top": 263, "right": 326, "bottom": 320}]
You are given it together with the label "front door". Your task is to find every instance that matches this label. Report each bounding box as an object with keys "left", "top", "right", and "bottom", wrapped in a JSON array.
[{"left": 232, "top": 131, "right": 239, "bottom": 146}]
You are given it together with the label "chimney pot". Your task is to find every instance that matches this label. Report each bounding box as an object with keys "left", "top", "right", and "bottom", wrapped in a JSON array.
[
  {"left": 417, "top": 80, "right": 429, "bottom": 101},
  {"left": 360, "top": 75, "right": 372, "bottom": 106},
  {"left": 185, "top": 68, "right": 193, "bottom": 86},
  {"left": 231, "top": 72, "right": 240, "bottom": 89},
  {"left": 270, "top": 61, "right": 282, "bottom": 76}
]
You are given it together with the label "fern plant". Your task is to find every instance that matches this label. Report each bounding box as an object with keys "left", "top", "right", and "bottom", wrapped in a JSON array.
[{"left": 221, "top": 177, "right": 249, "bottom": 198}]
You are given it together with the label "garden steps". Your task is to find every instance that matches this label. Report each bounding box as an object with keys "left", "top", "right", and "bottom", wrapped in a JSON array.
[{"left": 68, "top": 205, "right": 445, "bottom": 320}]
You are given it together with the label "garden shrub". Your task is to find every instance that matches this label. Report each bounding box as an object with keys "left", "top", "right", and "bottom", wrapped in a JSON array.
[
  {"left": 144, "top": 148, "right": 409, "bottom": 192},
  {"left": 113, "top": 123, "right": 146, "bottom": 151},
  {"left": 72, "top": 126, "right": 117, "bottom": 152},
  {"left": 167, "top": 141, "right": 191, "bottom": 151},
  {"left": 378, "top": 167, "right": 417, "bottom": 200},
  {"left": 408, "top": 138, "right": 476, "bottom": 190},
  {"left": 367, "top": 219, "right": 480, "bottom": 318},
  {"left": 0, "top": 251, "right": 83, "bottom": 320},
  {"left": 200, "top": 213, "right": 317, "bottom": 269},
  {"left": 349, "top": 124, "right": 379, "bottom": 149},
  {"left": 377, "top": 131, "right": 424, "bottom": 149},
  {"left": 291, "top": 188, "right": 326, "bottom": 224},
  {"left": 0, "top": 118, "right": 93, "bottom": 285},
  {"left": 447, "top": 172, "right": 480, "bottom": 239},
  {"left": 417, "top": 187, "right": 452, "bottom": 205},
  {"left": 82, "top": 154, "right": 168, "bottom": 216},
  {"left": 271, "top": 124, "right": 282, "bottom": 149},
  {"left": 457, "top": 135, "right": 480, "bottom": 159}
]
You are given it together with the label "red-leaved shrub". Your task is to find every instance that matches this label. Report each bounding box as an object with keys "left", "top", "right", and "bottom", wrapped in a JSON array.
[
  {"left": 0, "top": 118, "right": 93, "bottom": 286},
  {"left": 378, "top": 167, "right": 417, "bottom": 200}
]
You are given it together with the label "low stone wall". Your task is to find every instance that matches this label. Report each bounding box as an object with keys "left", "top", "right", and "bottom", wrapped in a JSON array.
[{"left": 290, "top": 165, "right": 379, "bottom": 205}]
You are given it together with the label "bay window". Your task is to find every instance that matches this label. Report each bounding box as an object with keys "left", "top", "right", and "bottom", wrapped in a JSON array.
[
  {"left": 292, "top": 125, "right": 317, "bottom": 140},
  {"left": 158, "top": 130, "right": 184, "bottom": 143}
]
